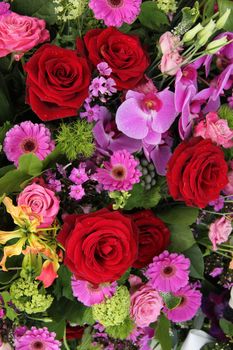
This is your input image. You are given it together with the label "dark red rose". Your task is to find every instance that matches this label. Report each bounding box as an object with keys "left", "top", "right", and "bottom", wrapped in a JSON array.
[
  {"left": 57, "top": 209, "right": 138, "bottom": 284},
  {"left": 166, "top": 137, "right": 228, "bottom": 208},
  {"left": 131, "top": 210, "right": 170, "bottom": 268},
  {"left": 83, "top": 27, "right": 150, "bottom": 90},
  {"left": 24, "top": 44, "right": 91, "bottom": 121}
]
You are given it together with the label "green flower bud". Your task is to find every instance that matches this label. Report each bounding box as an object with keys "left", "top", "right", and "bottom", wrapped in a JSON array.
[
  {"left": 206, "top": 36, "right": 228, "bottom": 55},
  {"left": 92, "top": 286, "right": 130, "bottom": 327},
  {"left": 197, "top": 20, "right": 216, "bottom": 46},
  {"left": 10, "top": 278, "right": 53, "bottom": 314},
  {"left": 216, "top": 9, "right": 231, "bottom": 30},
  {"left": 183, "top": 23, "right": 203, "bottom": 43}
]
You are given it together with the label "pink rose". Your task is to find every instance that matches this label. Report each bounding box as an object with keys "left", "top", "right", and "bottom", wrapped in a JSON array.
[
  {"left": 159, "top": 32, "right": 181, "bottom": 55},
  {"left": 209, "top": 217, "right": 232, "bottom": 251},
  {"left": 160, "top": 51, "right": 183, "bottom": 76},
  {"left": 0, "top": 12, "right": 50, "bottom": 59},
  {"left": 130, "top": 284, "right": 163, "bottom": 327},
  {"left": 224, "top": 170, "right": 233, "bottom": 195},
  {"left": 194, "top": 112, "right": 233, "bottom": 148},
  {"left": 18, "top": 184, "right": 59, "bottom": 228}
]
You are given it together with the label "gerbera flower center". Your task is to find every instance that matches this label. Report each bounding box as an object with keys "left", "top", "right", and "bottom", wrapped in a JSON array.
[
  {"left": 163, "top": 266, "right": 175, "bottom": 276},
  {"left": 107, "top": 0, "right": 123, "bottom": 7},
  {"left": 21, "top": 138, "right": 38, "bottom": 153},
  {"left": 31, "top": 340, "right": 45, "bottom": 349},
  {"left": 111, "top": 165, "right": 127, "bottom": 180}
]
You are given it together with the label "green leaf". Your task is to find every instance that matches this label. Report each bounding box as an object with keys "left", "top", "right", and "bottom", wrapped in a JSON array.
[
  {"left": 182, "top": 1, "right": 200, "bottom": 25},
  {"left": 125, "top": 183, "right": 161, "bottom": 210},
  {"left": 0, "top": 168, "right": 32, "bottom": 196},
  {"left": 219, "top": 318, "right": 233, "bottom": 336},
  {"left": 106, "top": 316, "right": 135, "bottom": 340},
  {"left": 139, "top": 1, "right": 169, "bottom": 32},
  {"left": 53, "top": 265, "right": 74, "bottom": 301},
  {"left": 0, "top": 270, "right": 19, "bottom": 286},
  {"left": 0, "top": 165, "right": 15, "bottom": 178},
  {"left": 218, "top": 0, "right": 233, "bottom": 31},
  {"left": 184, "top": 244, "right": 204, "bottom": 279},
  {"left": 161, "top": 293, "right": 182, "bottom": 310},
  {"left": 0, "top": 121, "right": 11, "bottom": 144},
  {"left": 155, "top": 314, "right": 172, "bottom": 350},
  {"left": 11, "top": 0, "right": 57, "bottom": 25},
  {"left": 157, "top": 206, "right": 198, "bottom": 252},
  {"left": 1, "top": 291, "right": 17, "bottom": 321},
  {"left": 18, "top": 153, "right": 43, "bottom": 177},
  {"left": 42, "top": 145, "right": 63, "bottom": 170},
  {"left": 0, "top": 79, "right": 13, "bottom": 123},
  {"left": 203, "top": 0, "right": 215, "bottom": 21}
]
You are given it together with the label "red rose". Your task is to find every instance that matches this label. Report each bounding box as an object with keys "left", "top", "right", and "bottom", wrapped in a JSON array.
[
  {"left": 83, "top": 27, "right": 149, "bottom": 90},
  {"left": 66, "top": 325, "right": 84, "bottom": 340},
  {"left": 166, "top": 137, "right": 228, "bottom": 208},
  {"left": 57, "top": 209, "right": 138, "bottom": 284},
  {"left": 131, "top": 210, "right": 170, "bottom": 269},
  {"left": 24, "top": 44, "right": 91, "bottom": 121}
]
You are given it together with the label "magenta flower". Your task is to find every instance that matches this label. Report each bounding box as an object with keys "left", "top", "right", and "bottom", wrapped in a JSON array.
[
  {"left": 97, "top": 62, "right": 112, "bottom": 76},
  {"left": 69, "top": 164, "right": 89, "bottom": 185},
  {"left": 95, "top": 149, "right": 141, "bottom": 192},
  {"left": 69, "top": 184, "right": 85, "bottom": 201},
  {"left": 89, "top": 0, "right": 142, "bottom": 28},
  {"left": 0, "top": 2, "right": 11, "bottom": 17},
  {"left": 15, "top": 327, "right": 61, "bottom": 350},
  {"left": 71, "top": 276, "right": 117, "bottom": 306},
  {"left": 80, "top": 101, "right": 110, "bottom": 123},
  {"left": 89, "top": 77, "right": 107, "bottom": 97},
  {"left": 164, "top": 284, "right": 202, "bottom": 322},
  {"left": 105, "top": 78, "right": 117, "bottom": 96},
  {"left": 116, "top": 90, "right": 177, "bottom": 146},
  {"left": 3, "top": 121, "right": 55, "bottom": 166},
  {"left": 146, "top": 250, "right": 190, "bottom": 293}
]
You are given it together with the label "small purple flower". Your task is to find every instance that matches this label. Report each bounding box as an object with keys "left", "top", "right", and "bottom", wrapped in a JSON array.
[
  {"left": 69, "top": 184, "right": 85, "bottom": 201},
  {"left": 80, "top": 102, "right": 110, "bottom": 123},
  {"left": 48, "top": 178, "right": 62, "bottom": 192},
  {"left": 0, "top": 2, "right": 11, "bottom": 17},
  {"left": 69, "top": 164, "right": 89, "bottom": 185},
  {"left": 0, "top": 308, "right": 4, "bottom": 319},
  {"left": 89, "top": 77, "right": 107, "bottom": 97},
  {"left": 97, "top": 62, "right": 112, "bottom": 76},
  {"left": 105, "top": 78, "right": 117, "bottom": 95},
  {"left": 228, "top": 94, "right": 233, "bottom": 108},
  {"left": 210, "top": 267, "right": 224, "bottom": 278},
  {"left": 56, "top": 163, "right": 67, "bottom": 178},
  {"left": 209, "top": 196, "right": 225, "bottom": 211}
]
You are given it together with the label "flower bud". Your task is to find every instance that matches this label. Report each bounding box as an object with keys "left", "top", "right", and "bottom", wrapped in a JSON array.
[
  {"left": 183, "top": 23, "right": 203, "bottom": 43},
  {"left": 206, "top": 36, "right": 228, "bottom": 54},
  {"left": 197, "top": 20, "right": 216, "bottom": 46},
  {"left": 216, "top": 9, "right": 231, "bottom": 30}
]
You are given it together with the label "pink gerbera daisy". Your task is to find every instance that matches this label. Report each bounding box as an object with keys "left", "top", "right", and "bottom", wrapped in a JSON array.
[
  {"left": 71, "top": 277, "right": 117, "bottom": 306},
  {"left": 146, "top": 251, "right": 190, "bottom": 293},
  {"left": 15, "top": 327, "right": 61, "bottom": 350},
  {"left": 95, "top": 149, "right": 141, "bottom": 192},
  {"left": 3, "top": 121, "right": 55, "bottom": 166},
  {"left": 164, "top": 284, "right": 202, "bottom": 322},
  {"left": 89, "top": 0, "right": 142, "bottom": 28}
]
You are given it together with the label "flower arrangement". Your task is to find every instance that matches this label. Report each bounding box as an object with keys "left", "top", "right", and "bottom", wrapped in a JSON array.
[{"left": 0, "top": 0, "right": 233, "bottom": 349}]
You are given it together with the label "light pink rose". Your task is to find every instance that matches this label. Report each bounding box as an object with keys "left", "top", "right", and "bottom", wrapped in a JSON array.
[
  {"left": 159, "top": 32, "right": 182, "bottom": 55},
  {"left": 209, "top": 217, "right": 232, "bottom": 251},
  {"left": 194, "top": 112, "right": 233, "bottom": 148},
  {"left": 17, "top": 184, "right": 59, "bottom": 228},
  {"left": 130, "top": 284, "right": 163, "bottom": 327},
  {"left": 160, "top": 51, "right": 183, "bottom": 76},
  {"left": 223, "top": 170, "right": 233, "bottom": 195},
  {"left": 0, "top": 12, "right": 50, "bottom": 59}
]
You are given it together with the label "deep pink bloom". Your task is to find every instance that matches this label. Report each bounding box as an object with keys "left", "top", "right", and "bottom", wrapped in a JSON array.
[
  {"left": 89, "top": 77, "right": 107, "bottom": 97},
  {"left": 130, "top": 284, "right": 163, "bottom": 327},
  {"left": 224, "top": 169, "right": 233, "bottom": 195},
  {"left": 95, "top": 149, "right": 141, "bottom": 192},
  {"left": 209, "top": 217, "right": 232, "bottom": 251},
  {"left": 97, "top": 62, "right": 112, "bottom": 76},
  {"left": 69, "top": 184, "right": 85, "bottom": 201},
  {"left": 15, "top": 327, "right": 61, "bottom": 350},
  {"left": 3, "top": 121, "right": 55, "bottom": 166},
  {"left": 0, "top": 2, "right": 11, "bottom": 17},
  {"left": 105, "top": 78, "right": 117, "bottom": 95},
  {"left": 69, "top": 164, "right": 89, "bottom": 185},
  {"left": 89, "top": 0, "right": 142, "bottom": 28},
  {"left": 208, "top": 196, "right": 224, "bottom": 212},
  {"left": 164, "top": 284, "right": 202, "bottom": 322},
  {"left": 194, "top": 112, "right": 233, "bottom": 148},
  {"left": 116, "top": 90, "right": 177, "bottom": 145},
  {"left": 159, "top": 32, "right": 182, "bottom": 55},
  {"left": 71, "top": 277, "right": 117, "bottom": 306},
  {"left": 18, "top": 183, "right": 60, "bottom": 228},
  {"left": 146, "top": 250, "right": 190, "bottom": 293},
  {"left": 210, "top": 267, "right": 224, "bottom": 278},
  {"left": 81, "top": 101, "right": 110, "bottom": 123},
  {"left": 0, "top": 12, "right": 49, "bottom": 59}
]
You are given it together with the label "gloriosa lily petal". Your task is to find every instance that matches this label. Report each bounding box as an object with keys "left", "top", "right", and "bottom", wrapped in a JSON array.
[{"left": 0, "top": 237, "right": 27, "bottom": 271}]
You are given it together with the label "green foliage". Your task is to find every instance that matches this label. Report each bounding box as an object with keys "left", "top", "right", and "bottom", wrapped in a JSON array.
[
  {"left": 11, "top": 0, "right": 57, "bottom": 25},
  {"left": 203, "top": 0, "right": 215, "bottom": 21},
  {"left": 184, "top": 244, "right": 204, "bottom": 279},
  {"left": 106, "top": 316, "right": 135, "bottom": 340},
  {"left": 77, "top": 327, "right": 101, "bottom": 350},
  {"left": 218, "top": 104, "right": 233, "bottom": 129},
  {"left": 1, "top": 291, "right": 18, "bottom": 321},
  {"left": 56, "top": 120, "right": 95, "bottom": 161},
  {"left": 10, "top": 278, "right": 53, "bottom": 314},
  {"left": 138, "top": 1, "right": 169, "bottom": 32},
  {"left": 157, "top": 206, "right": 198, "bottom": 252},
  {"left": 0, "top": 121, "right": 11, "bottom": 144},
  {"left": 219, "top": 318, "right": 233, "bottom": 337},
  {"left": 154, "top": 314, "right": 172, "bottom": 350},
  {"left": 18, "top": 153, "right": 43, "bottom": 177},
  {"left": 53, "top": 265, "right": 74, "bottom": 301},
  {"left": 0, "top": 73, "right": 14, "bottom": 123},
  {"left": 109, "top": 191, "right": 131, "bottom": 210},
  {"left": 218, "top": 0, "right": 233, "bottom": 31},
  {"left": 124, "top": 183, "right": 161, "bottom": 210},
  {"left": 161, "top": 293, "right": 182, "bottom": 310},
  {"left": 174, "top": 1, "right": 200, "bottom": 35}
]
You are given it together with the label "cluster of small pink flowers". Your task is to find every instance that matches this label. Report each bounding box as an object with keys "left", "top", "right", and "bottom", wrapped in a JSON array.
[
  {"left": 69, "top": 163, "right": 89, "bottom": 201},
  {"left": 89, "top": 76, "right": 117, "bottom": 98}
]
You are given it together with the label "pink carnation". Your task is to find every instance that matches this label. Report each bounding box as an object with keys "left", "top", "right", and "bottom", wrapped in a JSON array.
[
  {"left": 17, "top": 184, "right": 60, "bottom": 228},
  {"left": 159, "top": 32, "right": 182, "bottom": 55},
  {"left": 208, "top": 217, "right": 232, "bottom": 251},
  {"left": 130, "top": 284, "right": 163, "bottom": 327},
  {"left": 194, "top": 112, "right": 233, "bottom": 148},
  {"left": 0, "top": 12, "right": 49, "bottom": 59},
  {"left": 159, "top": 32, "right": 183, "bottom": 76},
  {"left": 223, "top": 161, "right": 233, "bottom": 195}
]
